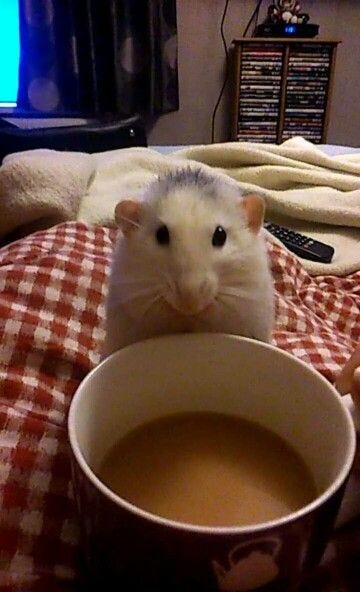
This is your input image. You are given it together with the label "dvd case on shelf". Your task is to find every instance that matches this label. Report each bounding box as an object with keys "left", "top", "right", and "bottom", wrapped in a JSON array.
[{"left": 233, "top": 39, "right": 339, "bottom": 144}]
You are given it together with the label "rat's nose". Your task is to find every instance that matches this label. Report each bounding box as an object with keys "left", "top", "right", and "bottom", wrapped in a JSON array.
[{"left": 175, "top": 275, "right": 215, "bottom": 315}]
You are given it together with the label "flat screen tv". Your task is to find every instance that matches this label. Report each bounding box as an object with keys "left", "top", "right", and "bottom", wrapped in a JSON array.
[
  {"left": 0, "top": 0, "right": 81, "bottom": 119},
  {"left": 0, "top": 0, "right": 20, "bottom": 115}
]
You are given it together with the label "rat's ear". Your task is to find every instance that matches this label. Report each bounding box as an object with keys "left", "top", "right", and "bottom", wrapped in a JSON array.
[
  {"left": 240, "top": 194, "right": 265, "bottom": 234},
  {"left": 115, "top": 200, "right": 143, "bottom": 235}
]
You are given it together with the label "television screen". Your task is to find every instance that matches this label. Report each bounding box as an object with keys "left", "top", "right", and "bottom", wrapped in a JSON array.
[{"left": 0, "top": 0, "right": 20, "bottom": 110}]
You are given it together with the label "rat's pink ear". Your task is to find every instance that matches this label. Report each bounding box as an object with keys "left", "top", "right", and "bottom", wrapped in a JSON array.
[
  {"left": 115, "top": 200, "right": 143, "bottom": 235},
  {"left": 240, "top": 194, "right": 265, "bottom": 234}
]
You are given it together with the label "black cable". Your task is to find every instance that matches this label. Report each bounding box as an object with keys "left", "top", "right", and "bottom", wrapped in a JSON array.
[
  {"left": 210, "top": 0, "right": 231, "bottom": 144},
  {"left": 253, "top": 2, "right": 261, "bottom": 34},
  {"left": 242, "top": 0, "right": 264, "bottom": 37}
]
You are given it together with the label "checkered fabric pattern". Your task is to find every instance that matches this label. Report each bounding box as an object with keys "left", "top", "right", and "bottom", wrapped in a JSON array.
[{"left": 0, "top": 222, "right": 359, "bottom": 591}]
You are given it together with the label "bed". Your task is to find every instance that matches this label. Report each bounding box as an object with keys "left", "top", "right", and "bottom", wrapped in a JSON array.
[{"left": 0, "top": 141, "right": 359, "bottom": 591}]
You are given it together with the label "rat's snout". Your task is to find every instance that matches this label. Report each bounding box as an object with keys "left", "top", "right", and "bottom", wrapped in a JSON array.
[{"left": 173, "top": 272, "right": 217, "bottom": 316}]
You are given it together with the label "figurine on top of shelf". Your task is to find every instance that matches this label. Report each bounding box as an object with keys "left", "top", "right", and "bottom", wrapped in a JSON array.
[
  {"left": 256, "top": 0, "right": 319, "bottom": 37},
  {"left": 267, "top": 0, "right": 310, "bottom": 25}
]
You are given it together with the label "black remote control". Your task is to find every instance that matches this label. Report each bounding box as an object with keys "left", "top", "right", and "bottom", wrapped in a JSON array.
[{"left": 264, "top": 222, "right": 335, "bottom": 263}]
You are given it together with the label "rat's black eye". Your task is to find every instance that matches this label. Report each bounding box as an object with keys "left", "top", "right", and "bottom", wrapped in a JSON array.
[
  {"left": 212, "top": 226, "right": 227, "bottom": 247},
  {"left": 155, "top": 225, "right": 170, "bottom": 245}
]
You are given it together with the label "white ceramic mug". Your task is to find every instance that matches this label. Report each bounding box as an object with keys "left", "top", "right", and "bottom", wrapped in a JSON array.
[{"left": 68, "top": 334, "right": 356, "bottom": 592}]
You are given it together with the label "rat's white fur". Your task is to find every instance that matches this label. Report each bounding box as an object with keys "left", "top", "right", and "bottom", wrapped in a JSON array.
[{"left": 103, "top": 169, "right": 274, "bottom": 356}]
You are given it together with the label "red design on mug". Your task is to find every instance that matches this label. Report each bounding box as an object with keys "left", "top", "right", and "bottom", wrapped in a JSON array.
[{"left": 212, "top": 537, "right": 281, "bottom": 591}]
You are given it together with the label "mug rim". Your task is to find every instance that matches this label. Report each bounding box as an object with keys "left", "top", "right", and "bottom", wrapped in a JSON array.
[{"left": 68, "top": 333, "right": 357, "bottom": 536}]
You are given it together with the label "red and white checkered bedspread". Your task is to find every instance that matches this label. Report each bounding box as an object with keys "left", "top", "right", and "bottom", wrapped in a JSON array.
[{"left": 0, "top": 222, "right": 359, "bottom": 591}]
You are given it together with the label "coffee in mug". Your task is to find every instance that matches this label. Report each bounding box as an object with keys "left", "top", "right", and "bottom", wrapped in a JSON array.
[{"left": 98, "top": 411, "right": 317, "bottom": 527}]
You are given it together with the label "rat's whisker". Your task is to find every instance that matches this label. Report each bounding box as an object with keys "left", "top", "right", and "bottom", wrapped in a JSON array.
[
  {"left": 116, "top": 278, "right": 160, "bottom": 287},
  {"left": 156, "top": 270, "right": 177, "bottom": 294},
  {"left": 219, "top": 287, "right": 246, "bottom": 297},
  {"left": 215, "top": 295, "right": 234, "bottom": 312},
  {"left": 118, "top": 215, "right": 141, "bottom": 229},
  {"left": 218, "top": 287, "right": 254, "bottom": 300},
  {"left": 139, "top": 294, "right": 163, "bottom": 319},
  {"left": 118, "top": 286, "right": 164, "bottom": 304}
]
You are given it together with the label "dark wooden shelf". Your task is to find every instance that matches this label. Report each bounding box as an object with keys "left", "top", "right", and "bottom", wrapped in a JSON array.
[{"left": 231, "top": 38, "right": 341, "bottom": 144}]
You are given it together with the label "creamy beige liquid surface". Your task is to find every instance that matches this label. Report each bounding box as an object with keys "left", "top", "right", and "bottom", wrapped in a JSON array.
[{"left": 98, "top": 412, "right": 317, "bottom": 527}]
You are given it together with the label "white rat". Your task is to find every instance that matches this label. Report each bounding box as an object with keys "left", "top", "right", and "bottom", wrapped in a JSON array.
[{"left": 103, "top": 167, "right": 274, "bottom": 357}]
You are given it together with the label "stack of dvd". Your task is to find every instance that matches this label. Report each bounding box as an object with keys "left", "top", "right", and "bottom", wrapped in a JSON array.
[
  {"left": 282, "top": 43, "right": 330, "bottom": 143},
  {"left": 237, "top": 43, "right": 283, "bottom": 143}
]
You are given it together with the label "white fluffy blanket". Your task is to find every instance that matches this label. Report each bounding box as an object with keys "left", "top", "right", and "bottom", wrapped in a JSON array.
[{"left": 1, "top": 137, "right": 360, "bottom": 276}]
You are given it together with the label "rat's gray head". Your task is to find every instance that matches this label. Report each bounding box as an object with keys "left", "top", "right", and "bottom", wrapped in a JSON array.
[
  {"left": 152, "top": 167, "right": 226, "bottom": 201},
  {"left": 114, "top": 166, "right": 266, "bottom": 316},
  {"left": 146, "top": 166, "right": 240, "bottom": 206}
]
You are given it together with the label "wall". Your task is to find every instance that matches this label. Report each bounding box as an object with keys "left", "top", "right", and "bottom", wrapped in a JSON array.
[
  {"left": 148, "top": 0, "right": 360, "bottom": 146},
  {"left": 8, "top": 1, "right": 360, "bottom": 147}
]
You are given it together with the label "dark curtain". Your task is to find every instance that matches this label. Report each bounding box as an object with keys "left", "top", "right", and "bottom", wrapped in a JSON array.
[{"left": 17, "top": 0, "right": 179, "bottom": 118}]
